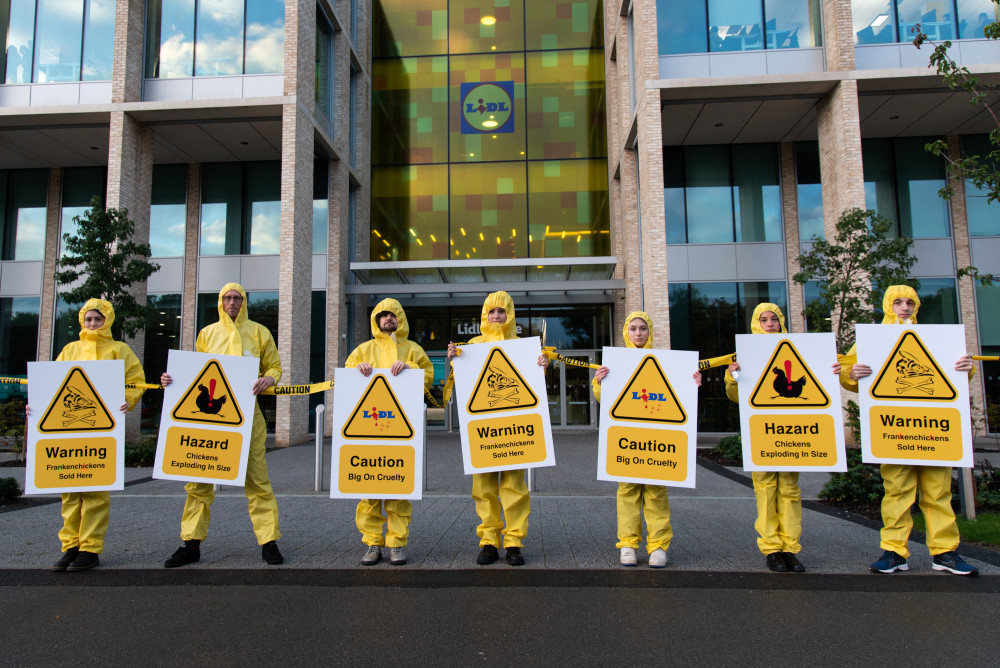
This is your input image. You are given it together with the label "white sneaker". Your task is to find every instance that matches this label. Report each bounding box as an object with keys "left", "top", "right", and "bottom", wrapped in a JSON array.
[
  {"left": 390, "top": 547, "right": 407, "bottom": 565},
  {"left": 620, "top": 547, "right": 638, "bottom": 567},
  {"left": 648, "top": 548, "right": 668, "bottom": 568},
  {"left": 361, "top": 545, "right": 382, "bottom": 565}
]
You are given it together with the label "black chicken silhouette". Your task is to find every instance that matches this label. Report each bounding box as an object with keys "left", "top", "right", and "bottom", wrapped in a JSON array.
[
  {"left": 195, "top": 383, "right": 227, "bottom": 415},
  {"left": 771, "top": 367, "right": 807, "bottom": 399}
]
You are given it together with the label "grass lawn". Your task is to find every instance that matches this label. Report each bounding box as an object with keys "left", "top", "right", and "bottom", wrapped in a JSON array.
[{"left": 913, "top": 511, "right": 1000, "bottom": 548}]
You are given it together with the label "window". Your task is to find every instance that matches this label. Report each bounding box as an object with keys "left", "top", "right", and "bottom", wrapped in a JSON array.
[
  {"left": 150, "top": 164, "right": 187, "bottom": 257},
  {"left": 664, "top": 144, "right": 783, "bottom": 244},
  {"left": 350, "top": 65, "right": 358, "bottom": 166},
  {"left": 200, "top": 162, "right": 280, "bottom": 256},
  {"left": 0, "top": 297, "right": 39, "bottom": 379},
  {"left": 658, "top": 0, "right": 821, "bottom": 55},
  {"left": 316, "top": 11, "right": 334, "bottom": 120},
  {"left": 309, "top": 290, "right": 326, "bottom": 422},
  {"left": 863, "top": 137, "right": 950, "bottom": 238},
  {"left": 60, "top": 166, "right": 107, "bottom": 256},
  {"left": 313, "top": 160, "right": 328, "bottom": 254},
  {"left": 627, "top": 8, "right": 636, "bottom": 111},
  {"left": 144, "top": 0, "right": 284, "bottom": 78},
  {"left": 962, "top": 134, "right": 1000, "bottom": 236},
  {"left": 795, "top": 141, "right": 824, "bottom": 242},
  {"left": 52, "top": 296, "right": 83, "bottom": 358},
  {"left": 975, "top": 281, "right": 1000, "bottom": 432},
  {"left": 0, "top": 169, "right": 48, "bottom": 261},
  {"left": 916, "top": 278, "right": 959, "bottom": 324},
  {"left": 853, "top": 0, "right": 996, "bottom": 44},
  {"left": 141, "top": 293, "right": 182, "bottom": 431}
]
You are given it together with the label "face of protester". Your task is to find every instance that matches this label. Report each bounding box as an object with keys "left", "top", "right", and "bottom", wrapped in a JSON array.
[
  {"left": 488, "top": 307, "right": 508, "bottom": 324},
  {"left": 892, "top": 298, "right": 916, "bottom": 320},
  {"left": 758, "top": 311, "right": 782, "bottom": 334},
  {"left": 627, "top": 318, "right": 650, "bottom": 347},
  {"left": 378, "top": 312, "right": 398, "bottom": 333},
  {"left": 83, "top": 310, "right": 105, "bottom": 331},
  {"left": 222, "top": 290, "right": 244, "bottom": 320}
]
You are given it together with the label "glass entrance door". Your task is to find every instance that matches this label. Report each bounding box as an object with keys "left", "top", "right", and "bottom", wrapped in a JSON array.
[{"left": 545, "top": 351, "right": 596, "bottom": 427}]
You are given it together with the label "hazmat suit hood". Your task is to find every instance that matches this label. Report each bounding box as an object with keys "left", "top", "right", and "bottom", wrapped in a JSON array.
[
  {"left": 750, "top": 303, "right": 787, "bottom": 335},
  {"left": 216, "top": 282, "right": 249, "bottom": 355},
  {"left": 479, "top": 291, "right": 517, "bottom": 341},
  {"left": 78, "top": 298, "right": 116, "bottom": 356},
  {"left": 881, "top": 285, "right": 920, "bottom": 324},
  {"left": 370, "top": 298, "right": 410, "bottom": 341},
  {"left": 623, "top": 311, "right": 654, "bottom": 349}
]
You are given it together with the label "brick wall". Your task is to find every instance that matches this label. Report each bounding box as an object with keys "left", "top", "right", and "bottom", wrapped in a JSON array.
[
  {"left": 36, "top": 169, "right": 63, "bottom": 362},
  {"left": 780, "top": 142, "right": 806, "bottom": 333},
  {"left": 181, "top": 164, "right": 201, "bottom": 352},
  {"left": 111, "top": 0, "right": 145, "bottom": 103},
  {"left": 822, "top": 0, "right": 856, "bottom": 72}
]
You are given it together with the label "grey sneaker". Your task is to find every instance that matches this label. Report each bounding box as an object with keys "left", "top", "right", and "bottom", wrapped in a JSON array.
[
  {"left": 648, "top": 548, "right": 668, "bottom": 568},
  {"left": 620, "top": 547, "right": 637, "bottom": 567},
  {"left": 361, "top": 545, "right": 382, "bottom": 566},
  {"left": 390, "top": 547, "right": 407, "bottom": 565}
]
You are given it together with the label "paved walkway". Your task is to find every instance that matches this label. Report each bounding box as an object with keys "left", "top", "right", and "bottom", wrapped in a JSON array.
[{"left": 2, "top": 432, "right": 998, "bottom": 574}]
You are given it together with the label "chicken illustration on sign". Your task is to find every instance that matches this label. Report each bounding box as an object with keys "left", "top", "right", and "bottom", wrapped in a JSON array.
[
  {"left": 467, "top": 348, "right": 538, "bottom": 414},
  {"left": 38, "top": 367, "right": 116, "bottom": 433},
  {"left": 170, "top": 360, "right": 244, "bottom": 426},
  {"left": 749, "top": 340, "right": 830, "bottom": 409},
  {"left": 870, "top": 331, "right": 956, "bottom": 401}
]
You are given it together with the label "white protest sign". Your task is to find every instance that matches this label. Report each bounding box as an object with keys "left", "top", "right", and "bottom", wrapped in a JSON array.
[
  {"left": 856, "top": 324, "right": 972, "bottom": 467},
  {"left": 596, "top": 348, "right": 699, "bottom": 488},
  {"left": 735, "top": 333, "right": 846, "bottom": 472},
  {"left": 153, "top": 350, "right": 258, "bottom": 486},
  {"left": 25, "top": 360, "right": 126, "bottom": 495},
  {"left": 452, "top": 337, "right": 555, "bottom": 475},
  {"left": 329, "top": 368, "right": 425, "bottom": 500}
]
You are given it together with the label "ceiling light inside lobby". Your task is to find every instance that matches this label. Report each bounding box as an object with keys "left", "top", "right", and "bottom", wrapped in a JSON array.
[{"left": 481, "top": 16, "right": 496, "bottom": 25}]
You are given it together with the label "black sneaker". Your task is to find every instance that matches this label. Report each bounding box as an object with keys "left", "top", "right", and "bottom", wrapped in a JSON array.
[
  {"left": 766, "top": 552, "right": 788, "bottom": 572},
  {"left": 782, "top": 552, "right": 806, "bottom": 573},
  {"left": 67, "top": 551, "right": 99, "bottom": 572},
  {"left": 932, "top": 551, "right": 978, "bottom": 576},
  {"left": 52, "top": 547, "right": 80, "bottom": 572},
  {"left": 164, "top": 540, "right": 201, "bottom": 568},
  {"left": 505, "top": 546, "right": 525, "bottom": 566},
  {"left": 261, "top": 541, "right": 283, "bottom": 565},
  {"left": 477, "top": 544, "right": 499, "bottom": 565}
]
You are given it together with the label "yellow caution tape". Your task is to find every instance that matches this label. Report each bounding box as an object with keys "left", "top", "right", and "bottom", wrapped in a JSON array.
[
  {"left": 0, "top": 377, "right": 27, "bottom": 385},
  {"left": 698, "top": 352, "right": 738, "bottom": 371},
  {"left": 261, "top": 379, "right": 335, "bottom": 396}
]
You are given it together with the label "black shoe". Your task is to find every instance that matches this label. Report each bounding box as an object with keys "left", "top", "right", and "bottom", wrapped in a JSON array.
[
  {"left": 477, "top": 545, "right": 499, "bottom": 565},
  {"left": 52, "top": 547, "right": 80, "bottom": 572},
  {"left": 66, "top": 551, "right": 99, "bottom": 572},
  {"left": 766, "top": 552, "right": 788, "bottom": 572},
  {"left": 782, "top": 552, "right": 806, "bottom": 573},
  {"left": 505, "top": 546, "right": 525, "bottom": 566},
  {"left": 164, "top": 540, "right": 201, "bottom": 568},
  {"left": 261, "top": 541, "right": 283, "bottom": 565}
]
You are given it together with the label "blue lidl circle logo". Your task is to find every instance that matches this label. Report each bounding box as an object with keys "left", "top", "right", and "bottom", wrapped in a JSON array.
[{"left": 460, "top": 81, "right": 514, "bottom": 134}]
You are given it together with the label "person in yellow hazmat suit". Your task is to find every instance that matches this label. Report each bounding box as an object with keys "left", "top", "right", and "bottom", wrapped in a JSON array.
[
  {"left": 592, "top": 312, "right": 702, "bottom": 568},
  {"left": 27, "top": 299, "right": 146, "bottom": 572},
  {"left": 160, "top": 283, "right": 284, "bottom": 567},
  {"left": 841, "top": 285, "right": 978, "bottom": 575},
  {"left": 345, "top": 298, "right": 433, "bottom": 566},
  {"left": 724, "top": 303, "right": 808, "bottom": 573},
  {"left": 446, "top": 291, "right": 548, "bottom": 566}
]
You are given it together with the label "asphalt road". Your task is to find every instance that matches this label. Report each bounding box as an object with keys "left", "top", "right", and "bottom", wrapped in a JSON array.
[{"left": 3, "top": 570, "right": 998, "bottom": 666}]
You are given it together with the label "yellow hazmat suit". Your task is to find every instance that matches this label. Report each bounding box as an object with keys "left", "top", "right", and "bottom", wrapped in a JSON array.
[
  {"left": 346, "top": 298, "right": 433, "bottom": 547},
  {"left": 179, "top": 283, "right": 283, "bottom": 545},
  {"left": 840, "top": 285, "right": 960, "bottom": 558},
  {"left": 592, "top": 312, "right": 673, "bottom": 553},
  {"left": 467, "top": 291, "right": 531, "bottom": 549},
  {"left": 724, "top": 303, "right": 803, "bottom": 556},
  {"left": 55, "top": 299, "right": 145, "bottom": 554}
]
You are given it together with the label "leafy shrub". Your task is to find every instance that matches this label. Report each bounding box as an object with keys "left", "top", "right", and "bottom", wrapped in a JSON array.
[
  {"left": 844, "top": 399, "right": 861, "bottom": 446},
  {"left": 0, "top": 477, "right": 21, "bottom": 504},
  {"left": 711, "top": 434, "right": 743, "bottom": 465},
  {"left": 820, "top": 449, "right": 884, "bottom": 504},
  {"left": 0, "top": 399, "right": 26, "bottom": 458},
  {"left": 125, "top": 433, "right": 157, "bottom": 467},
  {"left": 975, "top": 460, "right": 1000, "bottom": 511}
]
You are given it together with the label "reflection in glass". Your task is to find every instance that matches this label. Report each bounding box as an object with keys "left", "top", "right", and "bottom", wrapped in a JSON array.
[
  {"left": 5, "top": 0, "right": 37, "bottom": 83},
  {"left": 709, "top": 0, "right": 764, "bottom": 52},
  {"left": 313, "top": 200, "right": 328, "bottom": 253},
  {"left": 33, "top": 0, "right": 84, "bottom": 82},
  {"left": 916, "top": 278, "right": 959, "bottom": 323},
  {"left": 316, "top": 13, "right": 333, "bottom": 119},
  {"left": 526, "top": 0, "right": 602, "bottom": 50},
  {"left": 449, "top": 0, "right": 524, "bottom": 54},
  {"left": 145, "top": 0, "right": 195, "bottom": 78},
  {"left": 685, "top": 146, "right": 733, "bottom": 243},
  {"left": 525, "top": 50, "right": 606, "bottom": 160},
  {"left": 150, "top": 164, "right": 187, "bottom": 257},
  {"left": 0, "top": 297, "right": 40, "bottom": 378},
  {"left": 3, "top": 169, "right": 49, "bottom": 261},
  {"left": 765, "top": 0, "right": 822, "bottom": 48},
  {"left": 958, "top": 0, "right": 998, "bottom": 38},
  {"left": 450, "top": 162, "right": 527, "bottom": 260},
  {"left": 894, "top": 137, "right": 950, "bottom": 237},
  {"left": 853, "top": 0, "right": 896, "bottom": 44},
  {"left": 802, "top": 280, "right": 832, "bottom": 333},
  {"left": 60, "top": 166, "right": 107, "bottom": 256},
  {"left": 862, "top": 138, "right": 898, "bottom": 229},
  {"left": 896, "top": 0, "right": 955, "bottom": 41},
  {"left": 962, "top": 135, "right": 1000, "bottom": 236},
  {"left": 244, "top": 0, "right": 284, "bottom": 74},
  {"left": 657, "top": 0, "right": 708, "bottom": 55},
  {"left": 200, "top": 163, "right": 241, "bottom": 256},
  {"left": 975, "top": 282, "right": 1000, "bottom": 432},
  {"left": 372, "top": 57, "right": 449, "bottom": 165},
  {"left": 795, "top": 142, "right": 824, "bottom": 242},
  {"left": 82, "top": 0, "right": 114, "bottom": 80},
  {"left": 247, "top": 162, "right": 280, "bottom": 255},
  {"left": 195, "top": 0, "right": 244, "bottom": 76},
  {"left": 733, "top": 144, "right": 782, "bottom": 242},
  {"left": 373, "top": 0, "right": 448, "bottom": 58},
  {"left": 528, "top": 160, "right": 609, "bottom": 258},
  {"left": 739, "top": 281, "right": 788, "bottom": 331},
  {"left": 52, "top": 296, "right": 84, "bottom": 358},
  {"left": 371, "top": 164, "right": 449, "bottom": 261},
  {"left": 141, "top": 293, "right": 182, "bottom": 431}
]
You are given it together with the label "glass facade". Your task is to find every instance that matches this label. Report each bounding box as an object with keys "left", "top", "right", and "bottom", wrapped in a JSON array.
[
  {"left": 1, "top": 0, "right": 115, "bottom": 83},
  {"left": 0, "top": 297, "right": 39, "bottom": 386},
  {"left": 863, "top": 137, "right": 951, "bottom": 238},
  {"left": 852, "top": 0, "right": 997, "bottom": 44},
  {"left": 144, "top": 0, "right": 284, "bottom": 78},
  {"left": 976, "top": 282, "right": 1000, "bottom": 432},
  {"left": 664, "top": 144, "right": 783, "bottom": 244},
  {"left": 60, "top": 166, "right": 106, "bottom": 256},
  {"left": 141, "top": 293, "right": 182, "bottom": 431},
  {"left": 0, "top": 169, "right": 48, "bottom": 261},
  {"left": 370, "top": 0, "right": 608, "bottom": 262},
  {"left": 150, "top": 164, "right": 187, "bottom": 257},
  {"left": 962, "top": 134, "right": 1000, "bottom": 236},
  {"left": 795, "top": 141, "right": 824, "bottom": 242},
  {"left": 316, "top": 10, "right": 334, "bottom": 121},
  {"left": 658, "top": 0, "right": 822, "bottom": 55},
  {"left": 200, "top": 161, "right": 280, "bottom": 256},
  {"left": 52, "top": 296, "right": 83, "bottom": 358}
]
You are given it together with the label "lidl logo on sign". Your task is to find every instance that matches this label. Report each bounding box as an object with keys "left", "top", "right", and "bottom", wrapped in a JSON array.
[
  {"left": 460, "top": 81, "right": 514, "bottom": 134},
  {"left": 870, "top": 331, "right": 956, "bottom": 401},
  {"left": 749, "top": 340, "right": 831, "bottom": 409},
  {"left": 610, "top": 356, "right": 687, "bottom": 425},
  {"left": 38, "top": 367, "right": 115, "bottom": 433},
  {"left": 343, "top": 375, "right": 414, "bottom": 439}
]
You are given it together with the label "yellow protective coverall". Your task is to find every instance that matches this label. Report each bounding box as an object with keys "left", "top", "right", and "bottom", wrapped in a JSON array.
[
  {"left": 345, "top": 298, "right": 433, "bottom": 548},
  {"left": 179, "top": 283, "right": 283, "bottom": 546},
  {"left": 54, "top": 299, "right": 146, "bottom": 554},
  {"left": 839, "top": 285, "right": 963, "bottom": 559},
  {"left": 591, "top": 311, "right": 673, "bottom": 552},
  {"left": 724, "top": 303, "right": 803, "bottom": 556},
  {"left": 467, "top": 291, "right": 531, "bottom": 549}
]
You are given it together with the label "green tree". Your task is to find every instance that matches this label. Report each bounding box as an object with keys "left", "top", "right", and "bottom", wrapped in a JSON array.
[
  {"left": 793, "top": 208, "right": 918, "bottom": 353},
  {"left": 55, "top": 197, "right": 160, "bottom": 338}
]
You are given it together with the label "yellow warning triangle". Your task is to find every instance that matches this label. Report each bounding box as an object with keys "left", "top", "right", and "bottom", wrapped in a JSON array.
[
  {"left": 38, "top": 366, "right": 116, "bottom": 433},
  {"left": 342, "top": 375, "right": 414, "bottom": 439},
  {"left": 870, "top": 330, "right": 956, "bottom": 401},
  {"left": 749, "top": 339, "right": 831, "bottom": 408},
  {"left": 610, "top": 355, "right": 687, "bottom": 424},
  {"left": 171, "top": 359, "right": 245, "bottom": 426},
  {"left": 467, "top": 347, "right": 539, "bottom": 414}
]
